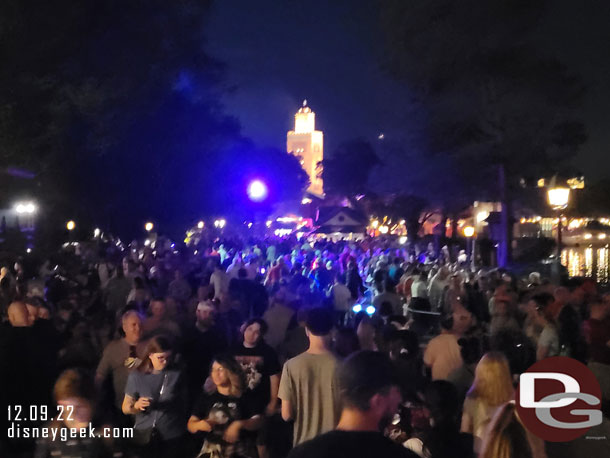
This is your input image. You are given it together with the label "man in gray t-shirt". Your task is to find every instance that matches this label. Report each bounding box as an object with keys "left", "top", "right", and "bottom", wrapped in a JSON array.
[
  {"left": 96, "top": 311, "right": 146, "bottom": 409},
  {"left": 278, "top": 308, "right": 341, "bottom": 446}
]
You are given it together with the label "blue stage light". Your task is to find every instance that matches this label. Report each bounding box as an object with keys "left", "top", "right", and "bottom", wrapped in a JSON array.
[{"left": 247, "top": 180, "right": 268, "bottom": 202}]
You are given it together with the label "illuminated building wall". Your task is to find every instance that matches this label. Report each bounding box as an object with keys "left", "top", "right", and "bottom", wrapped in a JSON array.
[{"left": 287, "top": 100, "right": 324, "bottom": 196}]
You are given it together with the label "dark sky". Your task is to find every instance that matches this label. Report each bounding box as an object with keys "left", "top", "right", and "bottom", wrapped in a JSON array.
[{"left": 206, "top": 0, "right": 610, "bottom": 181}]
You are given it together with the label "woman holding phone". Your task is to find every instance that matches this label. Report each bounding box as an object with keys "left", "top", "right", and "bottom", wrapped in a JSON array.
[{"left": 122, "top": 335, "right": 186, "bottom": 458}]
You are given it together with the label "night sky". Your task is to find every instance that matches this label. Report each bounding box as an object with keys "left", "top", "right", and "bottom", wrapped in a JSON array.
[{"left": 206, "top": 0, "right": 610, "bottom": 180}]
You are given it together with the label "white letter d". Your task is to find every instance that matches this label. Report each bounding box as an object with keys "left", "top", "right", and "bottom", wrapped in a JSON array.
[{"left": 520, "top": 372, "right": 579, "bottom": 408}]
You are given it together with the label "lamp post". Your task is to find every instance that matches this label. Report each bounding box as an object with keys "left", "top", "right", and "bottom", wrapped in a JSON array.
[
  {"left": 547, "top": 186, "right": 570, "bottom": 258},
  {"left": 145, "top": 222, "right": 154, "bottom": 233},
  {"left": 464, "top": 225, "right": 475, "bottom": 268}
]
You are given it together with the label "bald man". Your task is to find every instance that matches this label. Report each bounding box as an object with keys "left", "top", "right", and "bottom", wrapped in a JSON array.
[
  {"left": 7, "top": 301, "right": 33, "bottom": 327},
  {"left": 96, "top": 310, "right": 147, "bottom": 410}
]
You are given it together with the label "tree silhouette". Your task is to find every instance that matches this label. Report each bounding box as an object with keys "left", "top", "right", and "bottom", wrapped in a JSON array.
[{"left": 380, "top": 0, "right": 587, "bottom": 265}]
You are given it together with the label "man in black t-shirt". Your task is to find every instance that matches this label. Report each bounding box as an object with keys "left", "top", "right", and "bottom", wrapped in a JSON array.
[
  {"left": 287, "top": 351, "right": 419, "bottom": 458},
  {"left": 183, "top": 301, "right": 228, "bottom": 401},
  {"left": 231, "top": 318, "right": 281, "bottom": 415}
]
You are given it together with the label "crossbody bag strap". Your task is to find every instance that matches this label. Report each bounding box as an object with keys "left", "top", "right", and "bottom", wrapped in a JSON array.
[{"left": 151, "top": 372, "right": 169, "bottom": 429}]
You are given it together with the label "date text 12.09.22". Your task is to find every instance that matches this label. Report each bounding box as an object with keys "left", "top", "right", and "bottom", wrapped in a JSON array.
[{"left": 8, "top": 405, "right": 74, "bottom": 423}]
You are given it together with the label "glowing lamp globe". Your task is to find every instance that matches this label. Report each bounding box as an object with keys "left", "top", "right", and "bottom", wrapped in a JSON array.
[
  {"left": 547, "top": 187, "right": 570, "bottom": 210},
  {"left": 66, "top": 220, "right": 76, "bottom": 231},
  {"left": 145, "top": 222, "right": 154, "bottom": 232},
  {"left": 464, "top": 226, "right": 475, "bottom": 238},
  {"left": 247, "top": 180, "right": 268, "bottom": 202}
]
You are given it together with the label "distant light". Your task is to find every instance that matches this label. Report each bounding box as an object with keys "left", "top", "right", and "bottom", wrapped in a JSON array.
[
  {"left": 599, "top": 233, "right": 607, "bottom": 240},
  {"left": 274, "top": 228, "right": 292, "bottom": 237},
  {"left": 371, "top": 220, "right": 379, "bottom": 229},
  {"left": 277, "top": 216, "right": 300, "bottom": 223},
  {"left": 379, "top": 225, "right": 389, "bottom": 234},
  {"left": 144, "top": 239, "right": 151, "bottom": 246},
  {"left": 584, "top": 233, "right": 592, "bottom": 240},
  {"left": 15, "top": 202, "right": 36, "bottom": 214},
  {"left": 399, "top": 236, "right": 408, "bottom": 244},
  {"left": 352, "top": 304, "right": 362, "bottom": 313},
  {"left": 197, "top": 221, "right": 204, "bottom": 229},
  {"left": 214, "top": 219, "right": 226, "bottom": 229},
  {"left": 260, "top": 267, "right": 266, "bottom": 275},
  {"left": 547, "top": 187, "right": 570, "bottom": 210},
  {"left": 266, "top": 220, "right": 272, "bottom": 228},
  {"left": 365, "top": 305, "right": 376, "bottom": 316},
  {"left": 66, "top": 220, "right": 76, "bottom": 231},
  {"left": 301, "top": 197, "right": 312, "bottom": 205},
  {"left": 378, "top": 133, "right": 385, "bottom": 140},
  {"left": 476, "top": 211, "right": 489, "bottom": 224},
  {"left": 464, "top": 226, "right": 475, "bottom": 238},
  {"left": 567, "top": 176, "right": 585, "bottom": 189},
  {"left": 247, "top": 222, "right": 253, "bottom": 228},
  {"left": 93, "top": 228, "right": 101, "bottom": 237},
  {"left": 145, "top": 222, "right": 154, "bottom": 232},
  {"left": 247, "top": 179, "right": 268, "bottom": 202},
  {"left": 170, "top": 243, "right": 175, "bottom": 248},
  {"left": 26, "top": 248, "right": 32, "bottom": 254}
]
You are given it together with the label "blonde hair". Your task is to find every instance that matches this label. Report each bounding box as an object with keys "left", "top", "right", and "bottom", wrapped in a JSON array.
[
  {"left": 479, "top": 402, "right": 533, "bottom": 458},
  {"left": 467, "top": 352, "right": 513, "bottom": 406}
]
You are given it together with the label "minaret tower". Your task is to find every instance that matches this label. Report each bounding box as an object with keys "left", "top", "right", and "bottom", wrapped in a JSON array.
[{"left": 287, "top": 100, "right": 324, "bottom": 196}]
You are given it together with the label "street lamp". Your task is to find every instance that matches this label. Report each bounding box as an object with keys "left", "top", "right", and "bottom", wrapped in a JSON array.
[
  {"left": 214, "top": 219, "right": 226, "bottom": 229},
  {"left": 15, "top": 202, "right": 37, "bottom": 214},
  {"left": 145, "top": 222, "right": 154, "bottom": 232},
  {"left": 464, "top": 226, "right": 475, "bottom": 268},
  {"left": 197, "top": 221, "right": 204, "bottom": 229},
  {"left": 66, "top": 220, "right": 76, "bottom": 231},
  {"left": 547, "top": 186, "right": 570, "bottom": 257}
]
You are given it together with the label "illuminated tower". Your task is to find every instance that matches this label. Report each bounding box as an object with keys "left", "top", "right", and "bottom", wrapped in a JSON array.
[{"left": 287, "top": 100, "right": 324, "bottom": 196}]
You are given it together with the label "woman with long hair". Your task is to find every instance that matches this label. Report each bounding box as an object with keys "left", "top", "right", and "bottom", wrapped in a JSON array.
[
  {"left": 461, "top": 352, "right": 514, "bottom": 453},
  {"left": 122, "top": 335, "right": 186, "bottom": 458},
  {"left": 479, "top": 402, "right": 546, "bottom": 458},
  {"left": 188, "top": 354, "right": 262, "bottom": 458}
]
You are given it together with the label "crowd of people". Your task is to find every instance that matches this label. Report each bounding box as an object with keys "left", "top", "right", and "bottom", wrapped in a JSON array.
[{"left": 0, "top": 234, "right": 609, "bottom": 458}]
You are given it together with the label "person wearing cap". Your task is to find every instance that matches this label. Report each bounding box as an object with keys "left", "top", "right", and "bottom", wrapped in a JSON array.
[
  {"left": 287, "top": 351, "right": 419, "bottom": 458},
  {"left": 183, "top": 300, "right": 228, "bottom": 401},
  {"left": 278, "top": 307, "right": 341, "bottom": 446}
]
